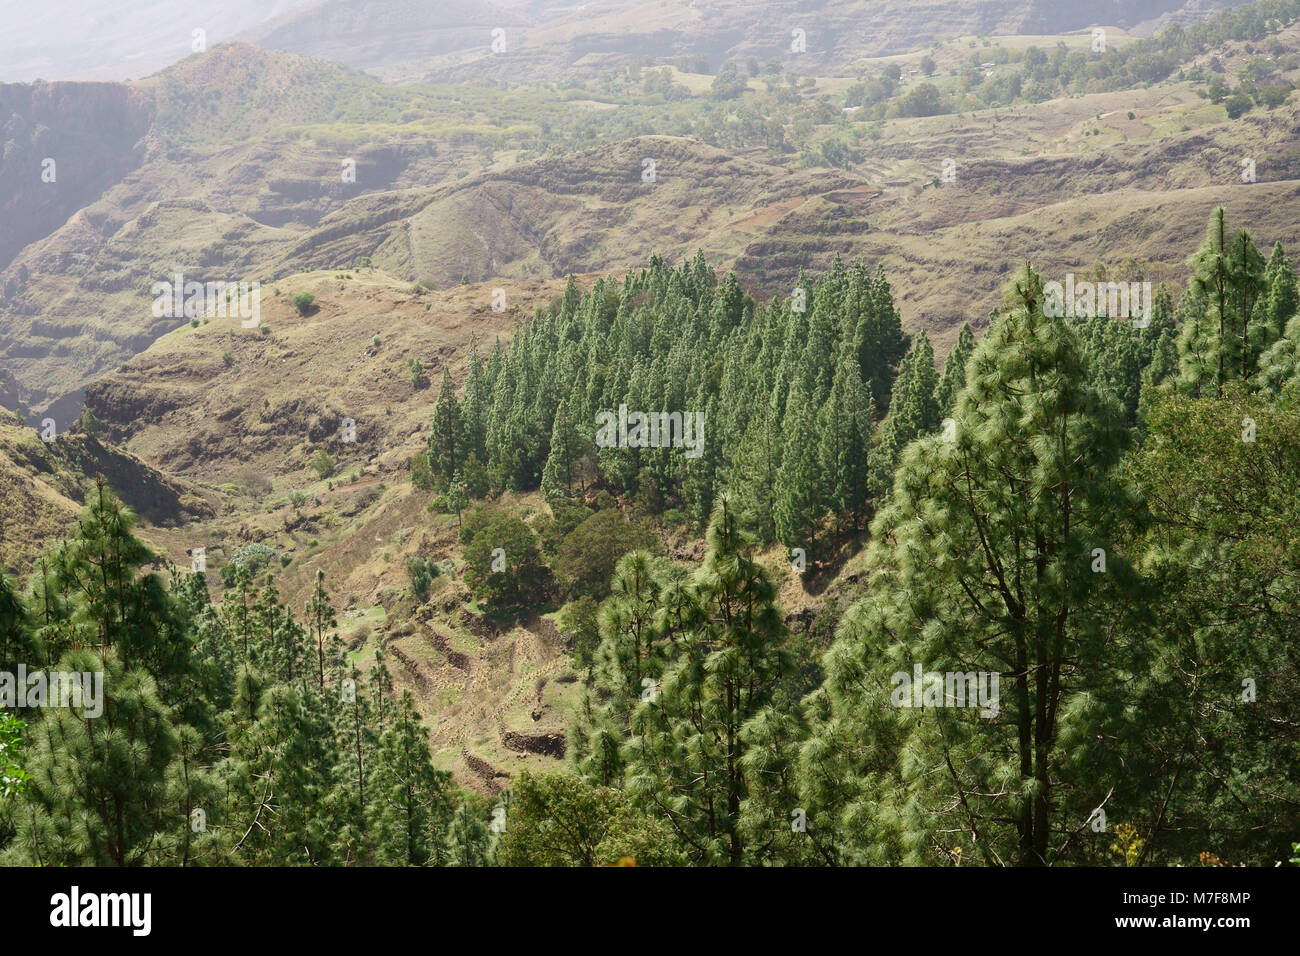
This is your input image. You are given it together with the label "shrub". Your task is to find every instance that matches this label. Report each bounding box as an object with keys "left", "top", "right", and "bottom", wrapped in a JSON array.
[
  {"left": 406, "top": 555, "right": 441, "bottom": 600},
  {"left": 79, "top": 408, "right": 99, "bottom": 437},
  {"left": 1225, "top": 92, "right": 1253, "bottom": 118},
  {"left": 291, "top": 292, "right": 315, "bottom": 315},
  {"left": 411, "top": 452, "right": 435, "bottom": 491},
  {"left": 310, "top": 449, "right": 336, "bottom": 479}
]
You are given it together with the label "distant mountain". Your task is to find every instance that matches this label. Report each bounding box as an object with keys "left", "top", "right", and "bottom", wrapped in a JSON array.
[
  {"left": 0, "top": 0, "right": 1253, "bottom": 83},
  {"left": 236, "top": 0, "right": 1255, "bottom": 83}
]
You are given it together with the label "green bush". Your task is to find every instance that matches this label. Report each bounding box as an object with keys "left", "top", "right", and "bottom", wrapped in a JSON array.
[
  {"left": 411, "top": 451, "right": 435, "bottom": 491},
  {"left": 310, "top": 449, "right": 336, "bottom": 479},
  {"left": 405, "top": 555, "right": 441, "bottom": 601},
  {"left": 1225, "top": 92, "right": 1253, "bottom": 118}
]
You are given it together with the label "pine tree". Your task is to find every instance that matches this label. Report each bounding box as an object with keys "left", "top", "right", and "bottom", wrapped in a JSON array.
[
  {"left": 167, "top": 721, "right": 231, "bottom": 866},
  {"left": 446, "top": 473, "right": 468, "bottom": 527},
  {"left": 1229, "top": 228, "right": 1267, "bottom": 380},
  {"left": 801, "top": 265, "right": 1148, "bottom": 866},
  {"left": 624, "top": 496, "right": 789, "bottom": 865},
  {"left": 1182, "top": 208, "right": 1233, "bottom": 396},
  {"left": 540, "top": 399, "right": 582, "bottom": 502},
  {"left": 222, "top": 680, "right": 341, "bottom": 866},
  {"left": 933, "top": 322, "right": 975, "bottom": 417},
  {"left": 0, "top": 572, "right": 36, "bottom": 675},
  {"left": 773, "top": 382, "right": 826, "bottom": 552},
  {"left": 6, "top": 650, "right": 180, "bottom": 866},
  {"left": 682, "top": 392, "right": 722, "bottom": 529},
  {"left": 305, "top": 569, "right": 337, "bottom": 693},
  {"left": 1262, "top": 242, "right": 1298, "bottom": 341},
  {"left": 872, "top": 331, "right": 940, "bottom": 496},
  {"left": 428, "top": 367, "right": 463, "bottom": 488},
  {"left": 1127, "top": 386, "right": 1300, "bottom": 864},
  {"left": 568, "top": 552, "right": 668, "bottom": 787},
  {"left": 727, "top": 393, "right": 783, "bottom": 543},
  {"left": 854, "top": 265, "right": 910, "bottom": 407},
  {"left": 460, "top": 339, "right": 489, "bottom": 464},
  {"left": 219, "top": 560, "right": 257, "bottom": 664},
  {"left": 445, "top": 799, "right": 493, "bottom": 866},
  {"left": 369, "top": 692, "right": 452, "bottom": 866},
  {"left": 818, "top": 349, "right": 874, "bottom": 533},
  {"left": 58, "top": 480, "right": 192, "bottom": 691},
  {"left": 328, "top": 661, "right": 377, "bottom": 864}
]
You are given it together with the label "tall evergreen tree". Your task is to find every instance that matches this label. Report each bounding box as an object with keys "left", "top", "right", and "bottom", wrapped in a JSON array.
[
  {"left": 568, "top": 552, "right": 669, "bottom": 787},
  {"left": 6, "top": 650, "right": 180, "bottom": 866},
  {"left": 801, "top": 266, "right": 1147, "bottom": 866},
  {"left": 933, "top": 322, "right": 975, "bottom": 417},
  {"left": 369, "top": 692, "right": 452, "bottom": 866},
  {"left": 428, "top": 367, "right": 463, "bottom": 488},
  {"left": 305, "top": 569, "right": 337, "bottom": 692},
  {"left": 773, "top": 382, "right": 826, "bottom": 552},
  {"left": 624, "top": 496, "right": 789, "bottom": 865},
  {"left": 872, "top": 331, "right": 940, "bottom": 496},
  {"left": 1262, "top": 242, "right": 1298, "bottom": 341},
  {"left": 818, "top": 349, "right": 874, "bottom": 533},
  {"left": 540, "top": 399, "right": 583, "bottom": 502}
]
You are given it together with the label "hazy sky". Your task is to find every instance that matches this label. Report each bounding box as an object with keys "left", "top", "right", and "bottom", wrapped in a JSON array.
[{"left": 0, "top": 0, "right": 318, "bottom": 82}]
